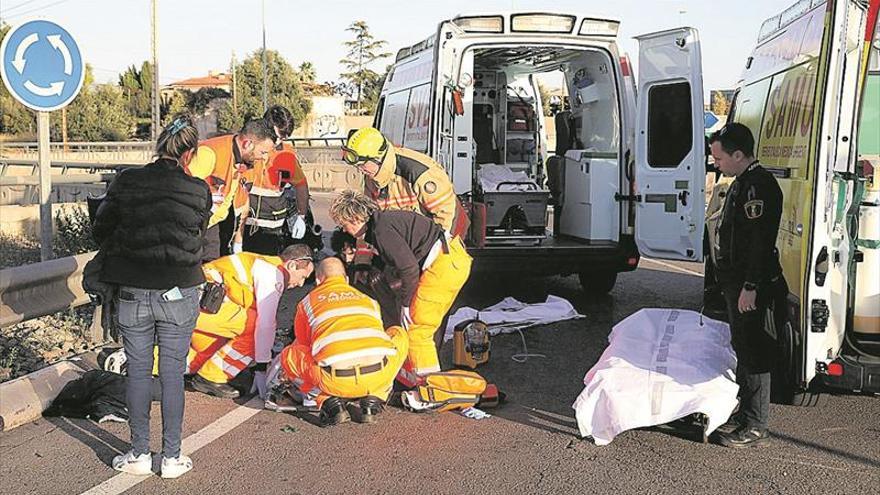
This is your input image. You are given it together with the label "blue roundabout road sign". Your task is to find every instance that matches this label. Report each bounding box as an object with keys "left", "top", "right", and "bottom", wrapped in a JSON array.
[{"left": 1, "top": 20, "right": 85, "bottom": 112}]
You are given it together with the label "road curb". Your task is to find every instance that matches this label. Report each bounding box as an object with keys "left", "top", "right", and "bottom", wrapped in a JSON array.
[{"left": 0, "top": 360, "right": 86, "bottom": 431}]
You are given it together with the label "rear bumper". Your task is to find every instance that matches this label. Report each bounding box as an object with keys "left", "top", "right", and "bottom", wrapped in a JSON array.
[
  {"left": 820, "top": 353, "right": 880, "bottom": 395},
  {"left": 467, "top": 235, "right": 640, "bottom": 275}
]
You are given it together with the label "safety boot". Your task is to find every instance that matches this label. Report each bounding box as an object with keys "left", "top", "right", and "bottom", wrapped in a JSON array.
[
  {"left": 319, "top": 397, "right": 350, "bottom": 427},
  {"left": 191, "top": 375, "right": 240, "bottom": 399},
  {"left": 717, "top": 426, "right": 769, "bottom": 448},
  {"left": 358, "top": 396, "right": 384, "bottom": 424}
]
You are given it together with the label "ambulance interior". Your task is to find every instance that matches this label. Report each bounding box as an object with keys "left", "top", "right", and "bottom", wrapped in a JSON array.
[{"left": 467, "top": 46, "right": 622, "bottom": 247}]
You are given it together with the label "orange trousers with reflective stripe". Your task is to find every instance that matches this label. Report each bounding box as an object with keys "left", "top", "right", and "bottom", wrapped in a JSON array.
[
  {"left": 281, "top": 326, "right": 408, "bottom": 407},
  {"left": 403, "top": 236, "right": 472, "bottom": 380},
  {"left": 186, "top": 326, "right": 255, "bottom": 384}
]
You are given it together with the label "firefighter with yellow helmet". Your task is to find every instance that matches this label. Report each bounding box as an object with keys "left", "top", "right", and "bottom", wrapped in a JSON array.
[{"left": 342, "top": 127, "right": 468, "bottom": 238}]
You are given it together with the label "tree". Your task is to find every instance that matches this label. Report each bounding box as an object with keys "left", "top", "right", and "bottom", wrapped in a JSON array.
[
  {"left": 61, "top": 83, "right": 136, "bottom": 141},
  {"left": 339, "top": 21, "right": 390, "bottom": 114},
  {"left": 298, "top": 62, "right": 316, "bottom": 84},
  {"left": 216, "top": 49, "right": 310, "bottom": 133},
  {"left": 0, "top": 22, "right": 36, "bottom": 137}
]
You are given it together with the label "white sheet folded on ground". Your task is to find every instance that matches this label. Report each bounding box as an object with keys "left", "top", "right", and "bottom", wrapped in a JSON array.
[
  {"left": 478, "top": 164, "right": 537, "bottom": 191},
  {"left": 572, "top": 308, "right": 738, "bottom": 446},
  {"left": 443, "top": 295, "right": 585, "bottom": 342}
]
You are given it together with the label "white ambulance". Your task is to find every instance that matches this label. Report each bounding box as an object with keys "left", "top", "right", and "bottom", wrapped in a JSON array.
[{"left": 374, "top": 12, "right": 707, "bottom": 294}]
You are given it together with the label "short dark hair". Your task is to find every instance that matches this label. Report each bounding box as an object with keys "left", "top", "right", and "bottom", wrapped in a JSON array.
[
  {"left": 330, "top": 228, "right": 357, "bottom": 254},
  {"left": 264, "top": 105, "right": 295, "bottom": 139},
  {"left": 279, "top": 243, "right": 313, "bottom": 262},
  {"left": 709, "top": 122, "right": 755, "bottom": 157},
  {"left": 240, "top": 118, "right": 277, "bottom": 143}
]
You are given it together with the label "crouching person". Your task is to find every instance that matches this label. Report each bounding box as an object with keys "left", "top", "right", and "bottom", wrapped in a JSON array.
[
  {"left": 329, "top": 191, "right": 472, "bottom": 386},
  {"left": 277, "top": 257, "right": 408, "bottom": 426},
  {"left": 188, "top": 245, "right": 314, "bottom": 399}
]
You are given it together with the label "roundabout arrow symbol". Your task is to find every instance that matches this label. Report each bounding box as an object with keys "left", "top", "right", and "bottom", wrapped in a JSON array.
[
  {"left": 47, "top": 34, "right": 72, "bottom": 75},
  {"left": 12, "top": 32, "right": 38, "bottom": 74},
  {"left": 24, "top": 80, "right": 64, "bottom": 96}
]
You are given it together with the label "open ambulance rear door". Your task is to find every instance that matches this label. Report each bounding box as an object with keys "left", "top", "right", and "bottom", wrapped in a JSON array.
[{"left": 633, "top": 27, "right": 706, "bottom": 261}]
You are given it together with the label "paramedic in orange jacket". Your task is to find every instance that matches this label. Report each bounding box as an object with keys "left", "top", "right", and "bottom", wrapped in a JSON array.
[
  {"left": 330, "top": 190, "right": 471, "bottom": 387},
  {"left": 278, "top": 257, "right": 408, "bottom": 426},
  {"left": 187, "top": 244, "right": 314, "bottom": 399},
  {"left": 342, "top": 127, "right": 467, "bottom": 238},
  {"left": 240, "top": 106, "right": 311, "bottom": 255},
  {"left": 183, "top": 119, "right": 277, "bottom": 260}
]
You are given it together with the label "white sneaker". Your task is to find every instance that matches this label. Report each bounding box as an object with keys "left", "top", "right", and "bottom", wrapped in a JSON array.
[
  {"left": 112, "top": 451, "right": 152, "bottom": 475},
  {"left": 160, "top": 455, "right": 193, "bottom": 479}
]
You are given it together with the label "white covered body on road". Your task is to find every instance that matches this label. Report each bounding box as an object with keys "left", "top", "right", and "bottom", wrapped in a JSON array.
[{"left": 573, "top": 308, "right": 738, "bottom": 445}]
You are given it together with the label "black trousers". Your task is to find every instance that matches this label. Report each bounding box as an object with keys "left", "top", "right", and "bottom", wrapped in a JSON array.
[{"left": 721, "top": 282, "right": 776, "bottom": 430}]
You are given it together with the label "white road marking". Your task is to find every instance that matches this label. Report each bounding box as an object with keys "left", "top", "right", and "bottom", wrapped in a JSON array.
[
  {"left": 642, "top": 258, "right": 704, "bottom": 278},
  {"left": 79, "top": 397, "right": 264, "bottom": 495}
]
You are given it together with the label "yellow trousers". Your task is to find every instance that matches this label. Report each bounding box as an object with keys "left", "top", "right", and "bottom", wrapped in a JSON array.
[
  {"left": 402, "top": 236, "right": 472, "bottom": 380},
  {"left": 281, "top": 326, "right": 408, "bottom": 407}
]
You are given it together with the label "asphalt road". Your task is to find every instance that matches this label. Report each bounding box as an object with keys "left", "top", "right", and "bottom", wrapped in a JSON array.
[{"left": 1, "top": 195, "right": 877, "bottom": 494}]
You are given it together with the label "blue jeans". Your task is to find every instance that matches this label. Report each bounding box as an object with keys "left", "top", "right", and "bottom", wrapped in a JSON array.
[{"left": 116, "top": 285, "right": 200, "bottom": 458}]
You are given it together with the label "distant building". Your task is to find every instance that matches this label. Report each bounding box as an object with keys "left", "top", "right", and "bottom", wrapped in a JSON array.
[{"left": 163, "top": 71, "right": 232, "bottom": 95}]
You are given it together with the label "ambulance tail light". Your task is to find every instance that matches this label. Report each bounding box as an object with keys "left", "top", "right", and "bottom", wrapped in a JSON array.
[
  {"left": 511, "top": 14, "right": 575, "bottom": 34},
  {"left": 620, "top": 55, "right": 632, "bottom": 77},
  {"left": 453, "top": 16, "right": 504, "bottom": 33},
  {"left": 827, "top": 362, "right": 844, "bottom": 376},
  {"left": 579, "top": 18, "right": 620, "bottom": 37},
  {"left": 627, "top": 256, "right": 639, "bottom": 267}
]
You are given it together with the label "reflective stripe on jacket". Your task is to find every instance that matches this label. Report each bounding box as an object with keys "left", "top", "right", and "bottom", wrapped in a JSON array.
[{"left": 295, "top": 276, "right": 396, "bottom": 368}]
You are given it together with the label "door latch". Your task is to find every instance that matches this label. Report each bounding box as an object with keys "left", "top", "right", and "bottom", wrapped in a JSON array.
[
  {"left": 678, "top": 190, "right": 689, "bottom": 206},
  {"left": 810, "top": 299, "right": 829, "bottom": 333},
  {"left": 614, "top": 193, "right": 642, "bottom": 202}
]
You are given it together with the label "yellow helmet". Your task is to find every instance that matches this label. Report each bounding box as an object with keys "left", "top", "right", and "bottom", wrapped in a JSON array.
[{"left": 342, "top": 127, "right": 388, "bottom": 166}]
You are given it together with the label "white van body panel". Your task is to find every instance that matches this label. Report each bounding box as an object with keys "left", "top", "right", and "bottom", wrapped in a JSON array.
[
  {"left": 802, "top": 0, "right": 866, "bottom": 386},
  {"left": 633, "top": 27, "right": 706, "bottom": 261}
]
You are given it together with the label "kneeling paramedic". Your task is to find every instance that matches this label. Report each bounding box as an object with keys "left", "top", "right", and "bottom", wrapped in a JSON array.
[
  {"left": 273, "top": 257, "right": 408, "bottom": 426},
  {"left": 187, "top": 245, "right": 314, "bottom": 399},
  {"left": 329, "top": 190, "right": 472, "bottom": 386}
]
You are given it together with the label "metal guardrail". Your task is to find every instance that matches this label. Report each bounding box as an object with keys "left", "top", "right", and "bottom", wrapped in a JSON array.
[
  {"left": 0, "top": 251, "right": 96, "bottom": 328},
  {"left": 0, "top": 173, "right": 117, "bottom": 186}
]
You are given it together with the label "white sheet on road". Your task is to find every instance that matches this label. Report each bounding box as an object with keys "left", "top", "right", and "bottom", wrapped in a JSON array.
[
  {"left": 443, "top": 295, "right": 585, "bottom": 342},
  {"left": 572, "top": 308, "right": 739, "bottom": 445}
]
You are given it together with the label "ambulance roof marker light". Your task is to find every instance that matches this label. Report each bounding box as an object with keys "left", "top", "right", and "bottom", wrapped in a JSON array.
[
  {"left": 453, "top": 15, "right": 504, "bottom": 33},
  {"left": 510, "top": 13, "right": 576, "bottom": 34},
  {"left": 579, "top": 18, "right": 620, "bottom": 37}
]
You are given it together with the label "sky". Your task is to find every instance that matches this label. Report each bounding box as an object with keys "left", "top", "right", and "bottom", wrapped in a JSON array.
[{"left": 0, "top": 0, "right": 800, "bottom": 93}]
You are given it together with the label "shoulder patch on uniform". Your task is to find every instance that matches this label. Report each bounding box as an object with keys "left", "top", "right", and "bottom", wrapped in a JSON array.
[
  {"left": 744, "top": 199, "right": 764, "bottom": 219},
  {"left": 424, "top": 181, "right": 437, "bottom": 194}
]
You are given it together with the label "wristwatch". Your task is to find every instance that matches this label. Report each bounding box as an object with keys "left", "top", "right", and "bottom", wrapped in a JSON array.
[{"left": 743, "top": 281, "right": 757, "bottom": 291}]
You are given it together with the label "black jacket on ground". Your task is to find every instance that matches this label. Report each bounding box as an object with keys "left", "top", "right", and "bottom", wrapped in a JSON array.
[
  {"left": 93, "top": 158, "right": 212, "bottom": 289},
  {"left": 364, "top": 210, "right": 443, "bottom": 304}
]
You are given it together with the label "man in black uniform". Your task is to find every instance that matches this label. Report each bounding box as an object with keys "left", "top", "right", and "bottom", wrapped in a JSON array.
[{"left": 709, "top": 123, "right": 784, "bottom": 448}]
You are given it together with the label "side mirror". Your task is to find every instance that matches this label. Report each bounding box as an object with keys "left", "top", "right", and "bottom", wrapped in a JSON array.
[{"left": 452, "top": 89, "right": 465, "bottom": 116}]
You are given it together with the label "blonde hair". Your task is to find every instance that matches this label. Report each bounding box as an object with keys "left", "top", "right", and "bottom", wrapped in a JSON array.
[
  {"left": 155, "top": 113, "right": 199, "bottom": 160},
  {"left": 329, "top": 190, "right": 378, "bottom": 225}
]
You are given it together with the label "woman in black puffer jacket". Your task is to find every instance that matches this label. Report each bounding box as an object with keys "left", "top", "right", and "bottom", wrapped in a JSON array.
[{"left": 93, "top": 114, "right": 210, "bottom": 479}]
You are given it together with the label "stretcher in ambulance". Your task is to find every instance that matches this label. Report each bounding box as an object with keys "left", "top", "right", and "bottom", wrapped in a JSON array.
[{"left": 375, "top": 12, "right": 706, "bottom": 294}]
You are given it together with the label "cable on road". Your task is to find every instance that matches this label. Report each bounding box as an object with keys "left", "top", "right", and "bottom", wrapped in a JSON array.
[{"left": 511, "top": 328, "right": 546, "bottom": 363}]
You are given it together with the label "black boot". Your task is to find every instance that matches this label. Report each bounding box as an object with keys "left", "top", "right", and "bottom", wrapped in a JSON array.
[
  {"left": 191, "top": 375, "right": 240, "bottom": 399},
  {"left": 358, "top": 396, "right": 384, "bottom": 424},
  {"left": 319, "top": 397, "right": 350, "bottom": 427},
  {"left": 718, "top": 426, "right": 769, "bottom": 448}
]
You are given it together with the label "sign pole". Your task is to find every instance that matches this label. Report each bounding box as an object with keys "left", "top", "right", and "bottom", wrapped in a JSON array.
[{"left": 37, "top": 111, "right": 53, "bottom": 261}]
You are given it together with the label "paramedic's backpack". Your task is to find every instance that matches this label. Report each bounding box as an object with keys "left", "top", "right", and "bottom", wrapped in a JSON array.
[{"left": 415, "top": 370, "right": 488, "bottom": 412}]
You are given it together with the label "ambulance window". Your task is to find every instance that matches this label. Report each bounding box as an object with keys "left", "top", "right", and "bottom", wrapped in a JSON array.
[
  {"left": 379, "top": 90, "right": 411, "bottom": 147},
  {"left": 647, "top": 81, "right": 692, "bottom": 168}
]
